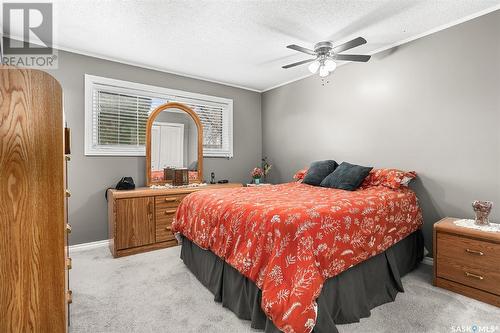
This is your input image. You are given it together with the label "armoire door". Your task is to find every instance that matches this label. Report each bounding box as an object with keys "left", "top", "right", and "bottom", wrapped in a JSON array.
[
  {"left": 0, "top": 67, "right": 67, "bottom": 332},
  {"left": 115, "top": 197, "right": 155, "bottom": 250}
]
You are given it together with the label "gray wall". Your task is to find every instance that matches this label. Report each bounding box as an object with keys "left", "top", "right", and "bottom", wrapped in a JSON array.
[
  {"left": 262, "top": 10, "right": 500, "bottom": 255},
  {"left": 46, "top": 51, "right": 261, "bottom": 245}
]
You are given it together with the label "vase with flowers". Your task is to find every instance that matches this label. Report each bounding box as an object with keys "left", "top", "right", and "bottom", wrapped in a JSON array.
[{"left": 251, "top": 167, "right": 264, "bottom": 185}]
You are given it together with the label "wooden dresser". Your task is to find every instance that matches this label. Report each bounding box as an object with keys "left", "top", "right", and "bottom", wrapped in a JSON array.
[
  {"left": 0, "top": 67, "right": 71, "bottom": 332},
  {"left": 433, "top": 217, "right": 500, "bottom": 307},
  {"left": 107, "top": 183, "right": 242, "bottom": 257}
]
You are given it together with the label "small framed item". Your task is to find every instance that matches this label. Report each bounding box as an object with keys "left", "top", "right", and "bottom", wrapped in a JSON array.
[
  {"left": 173, "top": 168, "right": 189, "bottom": 186},
  {"left": 164, "top": 167, "right": 175, "bottom": 182}
]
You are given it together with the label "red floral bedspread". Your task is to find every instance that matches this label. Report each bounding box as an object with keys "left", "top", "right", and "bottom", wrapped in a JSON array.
[{"left": 172, "top": 182, "right": 423, "bottom": 333}]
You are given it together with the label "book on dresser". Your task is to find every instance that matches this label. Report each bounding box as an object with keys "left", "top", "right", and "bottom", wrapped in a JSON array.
[
  {"left": 0, "top": 67, "right": 71, "bottom": 332},
  {"left": 433, "top": 217, "right": 500, "bottom": 307},
  {"left": 107, "top": 183, "right": 242, "bottom": 257}
]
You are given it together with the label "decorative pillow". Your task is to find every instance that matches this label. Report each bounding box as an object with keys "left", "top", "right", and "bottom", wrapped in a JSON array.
[
  {"left": 320, "top": 162, "right": 372, "bottom": 191},
  {"left": 361, "top": 168, "right": 417, "bottom": 189},
  {"left": 293, "top": 168, "right": 308, "bottom": 182},
  {"left": 302, "top": 160, "right": 338, "bottom": 186}
]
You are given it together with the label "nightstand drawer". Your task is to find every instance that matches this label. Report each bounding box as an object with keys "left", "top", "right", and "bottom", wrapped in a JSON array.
[
  {"left": 437, "top": 233, "right": 500, "bottom": 271},
  {"left": 437, "top": 257, "right": 500, "bottom": 295}
]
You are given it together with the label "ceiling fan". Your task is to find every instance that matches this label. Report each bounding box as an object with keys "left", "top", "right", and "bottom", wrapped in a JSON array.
[{"left": 282, "top": 37, "right": 371, "bottom": 77}]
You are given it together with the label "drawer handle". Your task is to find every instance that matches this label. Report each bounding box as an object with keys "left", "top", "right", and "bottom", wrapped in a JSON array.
[
  {"left": 465, "top": 272, "right": 484, "bottom": 280},
  {"left": 66, "top": 257, "right": 72, "bottom": 270},
  {"left": 165, "top": 226, "right": 172, "bottom": 231},
  {"left": 164, "top": 209, "right": 177, "bottom": 215},
  {"left": 465, "top": 249, "right": 484, "bottom": 256},
  {"left": 67, "top": 290, "right": 73, "bottom": 304},
  {"left": 164, "top": 197, "right": 178, "bottom": 202}
]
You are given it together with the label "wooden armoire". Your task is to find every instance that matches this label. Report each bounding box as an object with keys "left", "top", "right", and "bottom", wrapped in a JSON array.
[{"left": 0, "top": 67, "right": 71, "bottom": 332}]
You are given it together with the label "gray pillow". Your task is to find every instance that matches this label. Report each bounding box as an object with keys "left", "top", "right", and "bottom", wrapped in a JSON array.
[
  {"left": 303, "top": 160, "right": 338, "bottom": 186},
  {"left": 320, "top": 162, "right": 372, "bottom": 191}
]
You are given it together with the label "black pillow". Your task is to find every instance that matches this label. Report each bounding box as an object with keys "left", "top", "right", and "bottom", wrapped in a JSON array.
[
  {"left": 320, "top": 162, "right": 372, "bottom": 191},
  {"left": 303, "top": 160, "right": 338, "bottom": 186}
]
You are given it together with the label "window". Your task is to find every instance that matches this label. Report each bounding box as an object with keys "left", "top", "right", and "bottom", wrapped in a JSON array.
[{"left": 85, "top": 75, "right": 233, "bottom": 157}]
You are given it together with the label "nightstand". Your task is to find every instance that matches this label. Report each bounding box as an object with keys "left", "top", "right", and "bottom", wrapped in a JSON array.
[{"left": 433, "top": 217, "right": 500, "bottom": 307}]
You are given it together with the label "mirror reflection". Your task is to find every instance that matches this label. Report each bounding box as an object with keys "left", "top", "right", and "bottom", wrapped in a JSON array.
[{"left": 150, "top": 108, "right": 199, "bottom": 183}]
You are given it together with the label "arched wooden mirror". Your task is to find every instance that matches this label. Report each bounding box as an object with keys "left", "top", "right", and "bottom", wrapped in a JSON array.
[{"left": 146, "top": 102, "right": 203, "bottom": 186}]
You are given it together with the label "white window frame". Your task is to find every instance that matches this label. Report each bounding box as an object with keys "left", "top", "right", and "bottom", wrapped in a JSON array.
[{"left": 84, "top": 74, "right": 234, "bottom": 157}]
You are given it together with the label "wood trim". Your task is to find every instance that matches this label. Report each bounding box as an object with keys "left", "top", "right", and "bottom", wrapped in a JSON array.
[
  {"left": 145, "top": 102, "right": 204, "bottom": 186},
  {"left": 109, "top": 183, "right": 243, "bottom": 199},
  {"left": 435, "top": 277, "right": 500, "bottom": 307},
  {"left": 108, "top": 192, "right": 117, "bottom": 257},
  {"left": 115, "top": 239, "right": 179, "bottom": 257},
  {"left": 433, "top": 221, "right": 438, "bottom": 285}
]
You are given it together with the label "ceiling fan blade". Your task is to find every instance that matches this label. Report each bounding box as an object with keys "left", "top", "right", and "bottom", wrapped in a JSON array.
[
  {"left": 334, "top": 54, "right": 371, "bottom": 62},
  {"left": 282, "top": 58, "right": 316, "bottom": 69},
  {"left": 333, "top": 37, "right": 367, "bottom": 53},
  {"left": 286, "top": 44, "right": 316, "bottom": 56}
]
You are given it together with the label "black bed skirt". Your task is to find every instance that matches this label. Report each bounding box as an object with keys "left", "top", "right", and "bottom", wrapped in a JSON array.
[{"left": 180, "top": 230, "right": 424, "bottom": 333}]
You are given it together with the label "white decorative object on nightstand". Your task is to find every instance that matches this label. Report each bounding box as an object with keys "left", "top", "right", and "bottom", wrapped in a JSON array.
[{"left": 246, "top": 183, "right": 272, "bottom": 187}]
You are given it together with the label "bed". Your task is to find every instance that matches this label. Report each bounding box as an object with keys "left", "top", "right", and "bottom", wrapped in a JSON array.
[{"left": 172, "top": 182, "right": 424, "bottom": 333}]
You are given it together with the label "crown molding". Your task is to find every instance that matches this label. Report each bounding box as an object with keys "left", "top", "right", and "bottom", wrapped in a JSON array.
[{"left": 1, "top": 34, "right": 262, "bottom": 93}]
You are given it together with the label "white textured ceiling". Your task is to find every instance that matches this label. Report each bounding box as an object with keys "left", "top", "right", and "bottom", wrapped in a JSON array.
[{"left": 46, "top": 1, "right": 500, "bottom": 91}]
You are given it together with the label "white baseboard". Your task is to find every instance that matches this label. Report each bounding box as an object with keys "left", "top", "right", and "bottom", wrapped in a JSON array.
[
  {"left": 69, "top": 239, "right": 110, "bottom": 252},
  {"left": 422, "top": 257, "right": 434, "bottom": 266}
]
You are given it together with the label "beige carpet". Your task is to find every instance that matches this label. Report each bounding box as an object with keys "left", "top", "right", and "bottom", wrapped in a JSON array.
[{"left": 69, "top": 245, "right": 499, "bottom": 333}]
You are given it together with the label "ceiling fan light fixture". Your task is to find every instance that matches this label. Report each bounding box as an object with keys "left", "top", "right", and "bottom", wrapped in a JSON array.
[
  {"left": 282, "top": 37, "right": 369, "bottom": 78},
  {"left": 319, "top": 65, "right": 329, "bottom": 77},
  {"left": 308, "top": 60, "right": 320, "bottom": 74},
  {"left": 324, "top": 59, "right": 336, "bottom": 72}
]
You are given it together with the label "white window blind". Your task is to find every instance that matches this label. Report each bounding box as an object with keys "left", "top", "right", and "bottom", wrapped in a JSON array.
[
  {"left": 85, "top": 75, "right": 233, "bottom": 157},
  {"left": 175, "top": 98, "right": 232, "bottom": 157}
]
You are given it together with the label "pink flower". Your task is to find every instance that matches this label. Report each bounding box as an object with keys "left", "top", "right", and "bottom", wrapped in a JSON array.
[{"left": 251, "top": 167, "right": 264, "bottom": 178}]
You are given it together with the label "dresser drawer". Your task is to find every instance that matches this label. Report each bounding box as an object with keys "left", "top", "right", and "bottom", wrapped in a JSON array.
[
  {"left": 437, "top": 233, "right": 500, "bottom": 271},
  {"left": 155, "top": 194, "right": 186, "bottom": 208},
  {"left": 156, "top": 207, "right": 178, "bottom": 220},
  {"left": 156, "top": 216, "right": 175, "bottom": 242},
  {"left": 436, "top": 256, "right": 500, "bottom": 295}
]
